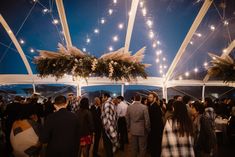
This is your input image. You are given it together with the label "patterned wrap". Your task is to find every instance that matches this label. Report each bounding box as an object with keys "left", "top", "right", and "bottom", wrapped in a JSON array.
[
  {"left": 161, "top": 119, "right": 195, "bottom": 157},
  {"left": 101, "top": 98, "right": 119, "bottom": 152}
]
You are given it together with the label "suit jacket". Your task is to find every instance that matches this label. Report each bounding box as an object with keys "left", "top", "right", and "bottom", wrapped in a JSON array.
[
  {"left": 126, "top": 101, "right": 150, "bottom": 136},
  {"left": 90, "top": 105, "right": 102, "bottom": 133},
  {"left": 40, "top": 108, "right": 80, "bottom": 157}
]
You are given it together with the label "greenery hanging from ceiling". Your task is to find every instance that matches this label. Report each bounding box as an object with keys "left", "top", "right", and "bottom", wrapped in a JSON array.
[
  {"left": 207, "top": 53, "right": 235, "bottom": 83},
  {"left": 35, "top": 43, "right": 150, "bottom": 82}
]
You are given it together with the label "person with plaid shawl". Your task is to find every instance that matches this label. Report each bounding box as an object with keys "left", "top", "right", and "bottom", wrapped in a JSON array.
[
  {"left": 101, "top": 93, "right": 118, "bottom": 157},
  {"left": 161, "top": 101, "right": 195, "bottom": 157}
]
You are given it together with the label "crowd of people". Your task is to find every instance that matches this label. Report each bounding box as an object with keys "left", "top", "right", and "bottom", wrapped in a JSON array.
[{"left": 0, "top": 92, "right": 234, "bottom": 157}]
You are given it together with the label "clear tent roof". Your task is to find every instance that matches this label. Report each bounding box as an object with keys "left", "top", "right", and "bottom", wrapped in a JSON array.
[{"left": 0, "top": 0, "right": 235, "bottom": 89}]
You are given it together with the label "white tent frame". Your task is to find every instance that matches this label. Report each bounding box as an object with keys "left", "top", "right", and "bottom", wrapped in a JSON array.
[{"left": 0, "top": 0, "right": 234, "bottom": 100}]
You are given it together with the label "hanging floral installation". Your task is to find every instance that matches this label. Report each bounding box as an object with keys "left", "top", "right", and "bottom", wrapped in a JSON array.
[
  {"left": 207, "top": 53, "right": 235, "bottom": 83},
  {"left": 35, "top": 43, "right": 150, "bottom": 82}
]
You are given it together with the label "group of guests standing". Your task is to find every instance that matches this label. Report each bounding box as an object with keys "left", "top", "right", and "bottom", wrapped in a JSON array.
[{"left": 1, "top": 91, "right": 227, "bottom": 157}]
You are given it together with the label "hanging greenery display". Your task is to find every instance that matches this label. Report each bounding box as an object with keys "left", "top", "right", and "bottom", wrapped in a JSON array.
[
  {"left": 35, "top": 43, "right": 150, "bottom": 82},
  {"left": 207, "top": 53, "right": 235, "bottom": 83}
]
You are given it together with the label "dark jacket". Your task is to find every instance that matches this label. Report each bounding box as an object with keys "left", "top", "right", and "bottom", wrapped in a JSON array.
[
  {"left": 90, "top": 105, "right": 102, "bottom": 133},
  {"left": 40, "top": 108, "right": 80, "bottom": 157},
  {"left": 76, "top": 108, "right": 94, "bottom": 137}
]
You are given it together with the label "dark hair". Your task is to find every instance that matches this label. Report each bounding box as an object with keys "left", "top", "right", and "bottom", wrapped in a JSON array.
[
  {"left": 117, "top": 96, "right": 124, "bottom": 101},
  {"left": 166, "top": 99, "right": 175, "bottom": 111},
  {"left": 183, "top": 95, "right": 191, "bottom": 105},
  {"left": 17, "top": 104, "right": 37, "bottom": 120},
  {"left": 103, "top": 93, "right": 110, "bottom": 98},
  {"left": 141, "top": 97, "right": 147, "bottom": 104},
  {"left": 80, "top": 97, "right": 89, "bottom": 109},
  {"left": 205, "top": 97, "right": 213, "bottom": 107},
  {"left": 54, "top": 95, "right": 67, "bottom": 105},
  {"left": 172, "top": 101, "right": 193, "bottom": 137},
  {"left": 134, "top": 94, "right": 141, "bottom": 101},
  {"left": 191, "top": 101, "right": 204, "bottom": 114}
]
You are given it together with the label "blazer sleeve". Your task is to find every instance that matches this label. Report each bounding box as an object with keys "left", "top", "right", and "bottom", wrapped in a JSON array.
[
  {"left": 126, "top": 107, "right": 130, "bottom": 131},
  {"left": 39, "top": 116, "right": 53, "bottom": 144},
  {"left": 144, "top": 106, "right": 151, "bottom": 133}
]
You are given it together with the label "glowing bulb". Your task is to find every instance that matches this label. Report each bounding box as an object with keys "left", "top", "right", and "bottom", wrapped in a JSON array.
[
  {"left": 152, "top": 43, "right": 157, "bottom": 48},
  {"left": 109, "top": 46, "right": 113, "bottom": 51},
  {"left": 52, "top": 19, "right": 59, "bottom": 24},
  {"left": 30, "top": 48, "right": 35, "bottom": 53},
  {"left": 163, "top": 57, "right": 166, "bottom": 61},
  {"left": 101, "top": 18, "right": 105, "bottom": 24},
  {"left": 212, "top": 57, "right": 216, "bottom": 60},
  {"left": 94, "top": 29, "right": 99, "bottom": 34},
  {"left": 118, "top": 23, "right": 124, "bottom": 29},
  {"left": 160, "top": 70, "right": 163, "bottom": 74},
  {"left": 223, "top": 49, "right": 227, "bottom": 53},
  {"left": 19, "top": 39, "right": 25, "bottom": 44},
  {"left": 146, "top": 20, "right": 153, "bottom": 28},
  {"left": 190, "top": 41, "right": 193, "bottom": 45},
  {"left": 86, "top": 38, "right": 90, "bottom": 43},
  {"left": 160, "top": 65, "right": 163, "bottom": 69},
  {"left": 113, "top": 0, "right": 117, "bottom": 4},
  {"left": 113, "top": 35, "right": 118, "bottom": 42},
  {"left": 157, "top": 41, "right": 161, "bottom": 45},
  {"left": 179, "top": 76, "right": 183, "bottom": 80},
  {"left": 82, "top": 48, "right": 86, "bottom": 52},
  {"left": 164, "top": 65, "right": 167, "bottom": 69},
  {"left": 108, "top": 9, "right": 113, "bottom": 15},
  {"left": 125, "top": 82, "right": 129, "bottom": 85},
  {"left": 224, "top": 20, "right": 229, "bottom": 26},
  {"left": 33, "top": 0, "right": 37, "bottom": 2},
  {"left": 210, "top": 25, "right": 215, "bottom": 31},
  {"left": 196, "top": 33, "right": 202, "bottom": 37},
  {"left": 8, "top": 30, "right": 12, "bottom": 34},
  {"left": 185, "top": 72, "right": 190, "bottom": 77},
  {"left": 140, "top": 1, "right": 144, "bottom": 8},
  {"left": 162, "top": 74, "right": 166, "bottom": 77},
  {"left": 194, "top": 68, "right": 198, "bottom": 73},
  {"left": 156, "top": 50, "right": 162, "bottom": 56},
  {"left": 149, "top": 31, "right": 154, "bottom": 39},
  {"left": 42, "top": 8, "right": 49, "bottom": 13},
  {"left": 204, "top": 62, "right": 208, "bottom": 67},
  {"left": 128, "top": 11, "right": 132, "bottom": 16},
  {"left": 142, "top": 8, "right": 147, "bottom": 16},
  {"left": 156, "top": 58, "right": 160, "bottom": 63}
]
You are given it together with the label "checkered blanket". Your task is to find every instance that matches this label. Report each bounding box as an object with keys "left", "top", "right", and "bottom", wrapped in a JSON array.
[
  {"left": 161, "top": 119, "right": 195, "bottom": 157},
  {"left": 101, "top": 98, "right": 119, "bottom": 152}
]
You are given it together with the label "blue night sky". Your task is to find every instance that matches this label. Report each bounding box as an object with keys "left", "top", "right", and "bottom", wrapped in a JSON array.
[{"left": 0, "top": 0, "right": 234, "bottom": 79}]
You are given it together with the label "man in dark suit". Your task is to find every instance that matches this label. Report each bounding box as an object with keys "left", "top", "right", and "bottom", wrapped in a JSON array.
[
  {"left": 126, "top": 94, "right": 150, "bottom": 157},
  {"left": 40, "top": 95, "right": 80, "bottom": 157},
  {"left": 147, "top": 92, "right": 164, "bottom": 157},
  {"left": 90, "top": 97, "right": 102, "bottom": 157}
]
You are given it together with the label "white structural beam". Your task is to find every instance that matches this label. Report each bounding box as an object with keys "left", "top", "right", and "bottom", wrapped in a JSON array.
[
  {"left": 0, "top": 14, "right": 36, "bottom": 93},
  {"left": 165, "top": 0, "right": 213, "bottom": 83},
  {"left": 203, "top": 40, "right": 235, "bottom": 82},
  {"left": 124, "top": 0, "right": 139, "bottom": 53},
  {"left": 1, "top": 75, "right": 234, "bottom": 88},
  {"left": 121, "top": 84, "right": 125, "bottom": 96},
  {"left": 55, "top": 0, "right": 72, "bottom": 47},
  {"left": 202, "top": 85, "right": 205, "bottom": 102}
]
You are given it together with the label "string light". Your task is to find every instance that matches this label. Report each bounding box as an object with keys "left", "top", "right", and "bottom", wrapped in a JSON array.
[
  {"left": 164, "top": 65, "right": 167, "bottom": 69},
  {"left": 179, "top": 76, "right": 183, "bottom": 80},
  {"left": 86, "top": 38, "right": 91, "bottom": 43},
  {"left": 156, "top": 50, "right": 162, "bottom": 56},
  {"left": 194, "top": 68, "right": 198, "bottom": 73},
  {"left": 82, "top": 48, "right": 86, "bottom": 52},
  {"left": 223, "top": 20, "right": 229, "bottom": 26},
  {"left": 101, "top": 18, "right": 105, "bottom": 24},
  {"left": 125, "top": 82, "right": 129, "bottom": 85},
  {"left": 185, "top": 72, "right": 190, "bottom": 77},
  {"left": 30, "top": 48, "right": 35, "bottom": 53},
  {"left": 157, "top": 41, "right": 161, "bottom": 45},
  {"left": 142, "top": 8, "right": 147, "bottom": 16},
  {"left": 156, "top": 58, "right": 160, "bottom": 63},
  {"left": 7, "top": 30, "right": 12, "bottom": 34},
  {"left": 19, "top": 39, "right": 25, "bottom": 44},
  {"left": 146, "top": 20, "right": 153, "bottom": 28},
  {"left": 113, "top": 0, "right": 117, "bottom": 4},
  {"left": 149, "top": 31, "right": 154, "bottom": 39},
  {"left": 223, "top": 49, "right": 227, "bottom": 53},
  {"left": 118, "top": 23, "right": 124, "bottom": 29},
  {"left": 159, "top": 70, "right": 163, "bottom": 74},
  {"left": 108, "top": 9, "right": 113, "bottom": 15},
  {"left": 52, "top": 19, "right": 59, "bottom": 25},
  {"left": 42, "top": 8, "right": 49, "bottom": 14},
  {"left": 113, "top": 35, "right": 118, "bottom": 42},
  {"left": 163, "top": 57, "right": 166, "bottom": 61},
  {"left": 210, "top": 25, "right": 215, "bottom": 31},
  {"left": 204, "top": 62, "right": 208, "bottom": 67},
  {"left": 152, "top": 43, "right": 157, "bottom": 48},
  {"left": 140, "top": 1, "right": 144, "bottom": 8},
  {"left": 196, "top": 33, "right": 202, "bottom": 37},
  {"left": 109, "top": 46, "right": 113, "bottom": 51},
  {"left": 160, "top": 65, "right": 163, "bottom": 69},
  {"left": 190, "top": 41, "right": 193, "bottom": 45},
  {"left": 94, "top": 29, "right": 99, "bottom": 34}
]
